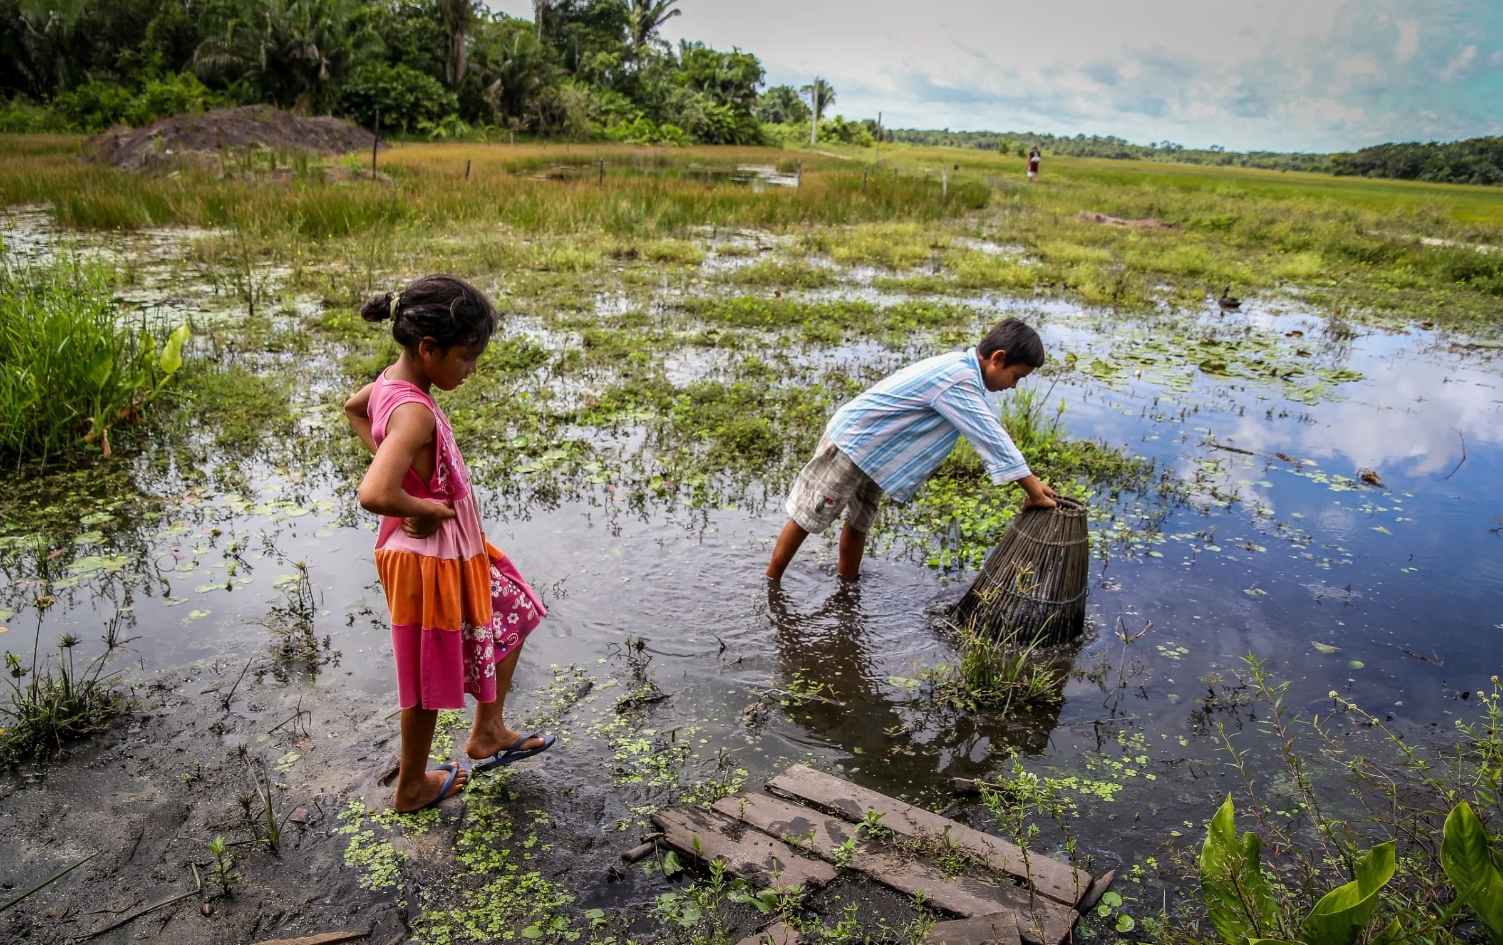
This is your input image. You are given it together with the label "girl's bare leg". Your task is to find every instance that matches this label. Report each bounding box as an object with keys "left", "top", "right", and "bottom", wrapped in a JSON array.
[
  {"left": 394, "top": 706, "right": 468, "bottom": 811},
  {"left": 467, "top": 643, "right": 546, "bottom": 759}
]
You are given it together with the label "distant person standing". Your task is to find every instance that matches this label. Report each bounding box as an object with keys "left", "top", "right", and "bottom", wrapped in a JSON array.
[{"left": 1027, "top": 146, "right": 1041, "bottom": 181}]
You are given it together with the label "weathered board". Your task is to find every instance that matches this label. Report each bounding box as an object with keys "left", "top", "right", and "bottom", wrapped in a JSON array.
[
  {"left": 733, "top": 921, "right": 801, "bottom": 945},
  {"left": 251, "top": 932, "right": 371, "bottom": 945},
  {"left": 926, "top": 914, "right": 1023, "bottom": 945},
  {"left": 650, "top": 807, "right": 837, "bottom": 891},
  {"left": 712, "top": 792, "right": 1076, "bottom": 945},
  {"left": 768, "top": 764, "right": 1087, "bottom": 906}
]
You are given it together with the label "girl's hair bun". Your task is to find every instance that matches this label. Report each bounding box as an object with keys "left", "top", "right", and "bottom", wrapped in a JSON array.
[{"left": 360, "top": 291, "right": 397, "bottom": 323}]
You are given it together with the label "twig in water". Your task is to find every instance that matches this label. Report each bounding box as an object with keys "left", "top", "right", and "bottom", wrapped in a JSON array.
[
  {"left": 1440, "top": 429, "right": 1467, "bottom": 480},
  {"left": 220, "top": 657, "right": 254, "bottom": 712},
  {"left": 1109, "top": 617, "right": 1152, "bottom": 718},
  {"left": 0, "top": 850, "right": 98, "bottom": 913},
  {"left": 1399, "top": 647, "right": 1443, "bottom": 667}
]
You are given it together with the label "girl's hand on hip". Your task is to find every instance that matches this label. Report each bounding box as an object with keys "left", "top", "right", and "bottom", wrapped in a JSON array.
[{"left": 402, "top": 501, "right": 456, "bottom": 538}]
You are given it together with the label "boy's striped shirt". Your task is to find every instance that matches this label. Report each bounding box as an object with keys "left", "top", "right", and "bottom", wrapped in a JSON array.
[{"left": 825, "top": 349, "right": 1031, "bottom": 501}]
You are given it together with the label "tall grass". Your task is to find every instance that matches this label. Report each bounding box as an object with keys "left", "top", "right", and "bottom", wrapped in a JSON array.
[
  {"left": 0, "top": 257, "right": 188, "bottom": 467},
  {"left": 0, "top": 138, "right": 986, "bottom": 239}
]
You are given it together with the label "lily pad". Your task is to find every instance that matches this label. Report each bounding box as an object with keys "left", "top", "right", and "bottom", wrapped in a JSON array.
[
  {"left": 1348, "top": 660, "right": 1365, "bottom": 670},
  {"left": 1312, "top": 642, "right": 1341, "bottom": 654}
]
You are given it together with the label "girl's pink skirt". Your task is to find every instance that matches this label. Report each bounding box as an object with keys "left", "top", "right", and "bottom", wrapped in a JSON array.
[{"left": 392, "top": 559, "right": 543, "bottom": 710}]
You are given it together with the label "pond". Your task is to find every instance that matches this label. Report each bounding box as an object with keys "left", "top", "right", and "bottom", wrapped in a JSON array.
[{"left": 2, "top": 205, "right": 1501, "bottom": 910}]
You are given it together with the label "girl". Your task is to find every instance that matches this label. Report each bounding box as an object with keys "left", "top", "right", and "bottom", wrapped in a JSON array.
[{"left": 345, "top": 274, "right": 554, "bottom": 812}]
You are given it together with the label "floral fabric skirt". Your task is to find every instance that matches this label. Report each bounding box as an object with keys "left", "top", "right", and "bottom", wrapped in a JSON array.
[{"left": 391, "top": 558, "right": 543, "bottom": 710}]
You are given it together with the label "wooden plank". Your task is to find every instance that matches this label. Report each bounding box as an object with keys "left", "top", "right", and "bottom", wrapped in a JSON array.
[
  {"left": 768, "top": 765, "right": 1088, "bottom": 906},
  {"left": 713, "top": 792, "right": 1075, "bottom": 945},
  {"left": 927, "top": 914, "right": 1022, "bottom": 945},
  {"left": 650, "top": 807, "right": 836, "bottom": 892},
  {"left": 1077, "top": 869, "right": 1117, "bottom": 913},
  {"left": 734, "top": 921, "right": 801, "bottom": 945},
  {"left": 252, "top": 931, "right": 371, "bottom": 945}
]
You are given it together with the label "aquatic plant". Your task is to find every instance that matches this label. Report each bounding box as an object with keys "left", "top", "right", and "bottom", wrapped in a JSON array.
[
  {"left": 0, "top": 257, "right": 189, "bottom": 468},
  {"left": 1141, "top": 662, "right": 1503, "bottom": 945},
  {"left": 0, "top": 610, "right": 131, "bottom": 768}
]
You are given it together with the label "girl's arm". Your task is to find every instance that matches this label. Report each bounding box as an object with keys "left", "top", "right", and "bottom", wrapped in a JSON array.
[
  {"left": 357, "top": 402, "right": 455, "bottom": 533},
  {"left": 345, "top": 383, "right": 377, "bottom": 456}
]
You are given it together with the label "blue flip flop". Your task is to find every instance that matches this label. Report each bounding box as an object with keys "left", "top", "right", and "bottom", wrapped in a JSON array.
[
  {"left": 402, "top": 761, "right": 467, "bottom": 812},
  {"left": 475, "top": 733, "right": 557, "bottom": 772}
]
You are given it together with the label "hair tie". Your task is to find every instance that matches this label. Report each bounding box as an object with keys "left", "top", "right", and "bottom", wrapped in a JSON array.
[{"left": 389, "top": 294, "right": 400, "bottom": 319}]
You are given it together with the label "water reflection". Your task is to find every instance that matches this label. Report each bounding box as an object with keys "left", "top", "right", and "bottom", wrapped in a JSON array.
[{"left": 764, "top": 580, "right": 1072, "bottom": 796}]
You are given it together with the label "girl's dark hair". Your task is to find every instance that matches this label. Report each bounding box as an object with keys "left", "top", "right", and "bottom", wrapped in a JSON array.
[
  {"left": 359, "top": 273, "right": 498, "bottom": 353},
  {"left": 978, "top": 317, "right": 1046, "bottom": 367}
]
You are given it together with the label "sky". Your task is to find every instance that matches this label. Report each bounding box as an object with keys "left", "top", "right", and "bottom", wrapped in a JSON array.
[{"left": 486, "top": 0, "right": 1503, "bottom": 153}]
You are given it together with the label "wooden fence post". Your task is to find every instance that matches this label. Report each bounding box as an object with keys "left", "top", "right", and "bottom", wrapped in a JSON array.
[
  {"left": 796, "top": 159, "right": 802, "bottom": 188},
  {"left": 464, "top": 159, "right": 471, "bottom": 182},
  {"left": 371, "top": 110, "right": 379, "bottom": 177},
  {"left": 942, "top": 166, "right": 948, "bottom": 198}
]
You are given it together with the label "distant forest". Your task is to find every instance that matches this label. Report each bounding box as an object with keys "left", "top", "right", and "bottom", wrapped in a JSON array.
[
  {"left": 891, "top": 128, "right": 1503, "bottom": 187},
  {"left": 888, "top": 129, "right": 1332, "bottom": 172}
]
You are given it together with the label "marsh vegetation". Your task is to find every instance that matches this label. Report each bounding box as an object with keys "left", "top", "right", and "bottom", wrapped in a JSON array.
[{"left": 0, "top": 138, "right": 1501, "bottom": 944}]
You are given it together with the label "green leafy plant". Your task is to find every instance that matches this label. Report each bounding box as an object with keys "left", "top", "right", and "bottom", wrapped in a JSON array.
[
  {"left": 0, "top": 259, "right": 189, "bottom": 467},
  {"left": 1200, "top": 795, "right": 1397, "bottom": 945},
  {"left": 1441, "top": 802, "right": 1503, "bottom": 944}
]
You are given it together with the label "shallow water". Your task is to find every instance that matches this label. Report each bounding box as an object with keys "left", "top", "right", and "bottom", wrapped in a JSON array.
[{"left": 3, "top": 212, "right": 1502, "bottom": 885}]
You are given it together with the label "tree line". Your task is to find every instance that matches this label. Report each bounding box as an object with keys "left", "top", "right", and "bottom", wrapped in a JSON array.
[
  {"left": 1330, "top": 137, "right": 1503, "bottom": 187},
  {"left": 888, "top": 129, "right": 1332, "bottom": 173},
  {"left": 0, "top": 0, "right": 884, "bottom": 147}
]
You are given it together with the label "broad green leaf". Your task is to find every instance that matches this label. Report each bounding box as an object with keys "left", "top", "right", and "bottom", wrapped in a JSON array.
[
  {"left": 158, "top": 324, "right": 190, "bottom": 375},
  {"left": 1442, "top": 802, "right": 1503, "bottom": 945},
  {"left": 1200, "top": 796, "right": 1278, "bottom": 944},
  {"left": 1301, "top": 841, "right": 1395, "bottom": 945},
  {"left": 1370, "top": 919, "right": 1405, "bottom": 945},
  {"left": 86, "top": 350, "right": 113, "bottom": 389},
  {"left": 661, "top": 849, "right": 682, "bottom": 876}
]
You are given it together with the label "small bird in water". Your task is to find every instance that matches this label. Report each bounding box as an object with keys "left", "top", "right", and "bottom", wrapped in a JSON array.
[{"left": 1217, "top": 287, "right": 1242, "bottom": 311}]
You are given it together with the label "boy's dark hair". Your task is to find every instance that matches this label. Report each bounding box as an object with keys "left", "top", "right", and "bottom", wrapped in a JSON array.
[
  {"left": 978, "top": 317, "right": 1045, "bottom": 367},
  {"left": 360, "top": 274, "right": 498, "bottom": 353}
]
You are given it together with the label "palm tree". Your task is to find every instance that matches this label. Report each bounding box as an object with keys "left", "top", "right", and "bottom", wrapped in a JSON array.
[
  {"left": 626, "top": 0, "right": 680, "bottom": 56},
  {"left": 194, "top": 0, "right": 379, "bottom": 113},
  {"left": 800, "top": 77, "right": 834, "bottom": 146},
  {"left": 435, "top": 0, "right": 481, "bottom": 89}
]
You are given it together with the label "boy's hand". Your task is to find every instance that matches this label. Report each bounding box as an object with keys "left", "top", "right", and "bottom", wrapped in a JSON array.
[
  {"left": 402, "top": 501, "right": 457, "bottom": 538},
  {"left": 1019, "top": 474, "right": 1057, "bottom": 510}
]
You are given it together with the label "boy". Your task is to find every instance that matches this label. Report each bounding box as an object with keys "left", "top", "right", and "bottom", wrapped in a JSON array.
[{"left": 766, "top": 317, "right": 1056, "bottom": 583}]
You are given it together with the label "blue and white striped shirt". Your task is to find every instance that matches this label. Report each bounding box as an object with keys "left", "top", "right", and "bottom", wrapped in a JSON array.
[{"left": 825, "top": 349, "right": 1031, "bottom": 502}]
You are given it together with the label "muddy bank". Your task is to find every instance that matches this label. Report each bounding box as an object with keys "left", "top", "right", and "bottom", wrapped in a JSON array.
[{"left": 0, "top": 664, "right": 412, "bottom": 944}]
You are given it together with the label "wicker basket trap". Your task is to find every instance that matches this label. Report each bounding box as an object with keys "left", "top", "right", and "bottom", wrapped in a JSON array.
[{"left": 950, "top": 496, "right": 1090, "bottom": 642}]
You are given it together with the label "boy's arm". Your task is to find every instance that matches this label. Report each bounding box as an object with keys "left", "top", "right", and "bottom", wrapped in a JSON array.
[
  {"left": 932, "top": 384, "right": 1057, "bottom": 508},
  {"left": 345, "top": 383, "right": 376, "bottom": 456}
]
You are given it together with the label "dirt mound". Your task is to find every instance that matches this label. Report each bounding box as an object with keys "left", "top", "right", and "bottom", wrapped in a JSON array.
[
  {"left": 86, "top": 105, "right": 378, "bottom": 172},
  {"left": 1077, "top": 211, "right": 1178, "bottom": 230}
]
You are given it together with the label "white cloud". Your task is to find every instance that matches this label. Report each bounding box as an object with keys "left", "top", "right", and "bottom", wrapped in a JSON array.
[
  {"left": 1395, "top": 19, "right": 1420, "bottom": 61},
  {"left": 1436, "top": 44, "right": 1478, "bottom": 81},
  {"left": 484, "top": 0, "right": 1503, "bottom": 151}
]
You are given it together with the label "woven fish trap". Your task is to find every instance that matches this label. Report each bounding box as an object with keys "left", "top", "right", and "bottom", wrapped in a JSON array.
[{"left": 951, "top": 496, "right": 1090, "bottom": 643}]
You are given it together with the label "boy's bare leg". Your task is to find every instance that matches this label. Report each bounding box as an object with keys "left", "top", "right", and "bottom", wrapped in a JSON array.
[
  {"left": 837, "top": 524, "right": 867, "bottom": 581},
  {"left": 766, "top": 519, "right": 809, "bottom": 581}
]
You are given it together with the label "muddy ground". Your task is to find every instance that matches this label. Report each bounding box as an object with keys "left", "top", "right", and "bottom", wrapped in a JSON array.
[{"left": 0, "top": 658, "right": 937, "bottom": 945}]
